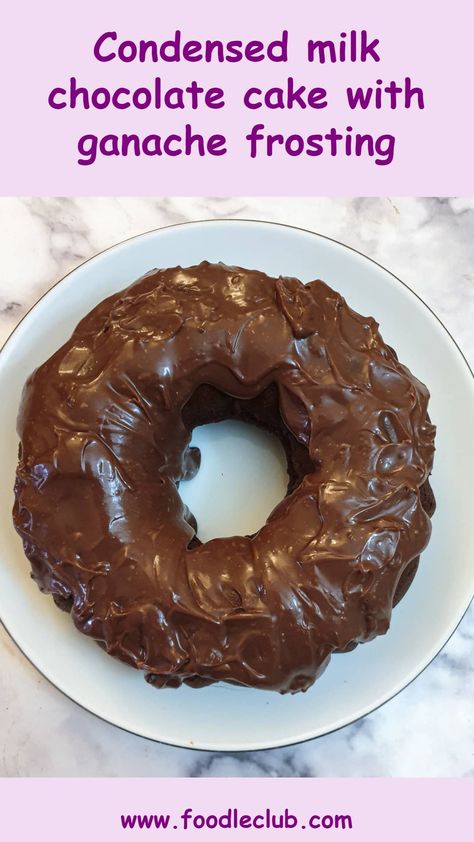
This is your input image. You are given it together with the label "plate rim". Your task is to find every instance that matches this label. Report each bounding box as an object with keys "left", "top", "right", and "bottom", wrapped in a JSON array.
[{"left": 1, "top": 216, "right": 473, "bottom": 753}]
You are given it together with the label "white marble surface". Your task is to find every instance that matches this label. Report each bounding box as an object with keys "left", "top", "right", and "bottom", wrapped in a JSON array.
[{"left": 0, "top": 197, "right": 473, "bottom": 777}]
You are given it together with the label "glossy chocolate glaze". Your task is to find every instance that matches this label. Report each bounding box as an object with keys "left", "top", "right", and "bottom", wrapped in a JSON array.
[{"left": 13, "top": 262, "right": 436, "bottom": 693}]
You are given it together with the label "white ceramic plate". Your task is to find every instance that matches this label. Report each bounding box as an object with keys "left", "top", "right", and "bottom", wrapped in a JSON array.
[{"left": 1, "top": 220, "right": 473, "bottom": 752}]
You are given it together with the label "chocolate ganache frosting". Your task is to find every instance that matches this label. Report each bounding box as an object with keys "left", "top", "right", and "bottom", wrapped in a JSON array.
[{"left": 13, "top": 262, "right": 436, "bottom": 693}]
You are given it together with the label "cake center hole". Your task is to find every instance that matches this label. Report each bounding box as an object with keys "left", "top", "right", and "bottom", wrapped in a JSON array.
[{"left": 179, "top": 420, "right": 288, "bottom": 542}]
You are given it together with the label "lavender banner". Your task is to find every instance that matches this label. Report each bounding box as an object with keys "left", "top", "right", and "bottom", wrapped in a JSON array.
[{"left": 1, "top": 0, "right": 472, "bottom": 194}]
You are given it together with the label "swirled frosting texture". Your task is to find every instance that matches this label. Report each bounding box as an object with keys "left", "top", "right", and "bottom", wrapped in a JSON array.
[{"left": 13, "top": 262, "right": 436, "bottom": 693}]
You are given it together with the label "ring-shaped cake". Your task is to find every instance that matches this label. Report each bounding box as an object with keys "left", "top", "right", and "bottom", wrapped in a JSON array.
[{"left": 13, "top": 262, "right": 436, "bottom": 693}]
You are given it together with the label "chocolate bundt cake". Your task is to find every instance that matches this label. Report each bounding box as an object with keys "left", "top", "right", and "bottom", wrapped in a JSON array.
[{"left": 13, "top": 262, "right": 436, "bottom": 692}]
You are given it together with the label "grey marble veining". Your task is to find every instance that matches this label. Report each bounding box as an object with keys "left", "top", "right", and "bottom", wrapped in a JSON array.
[{"left": 0, "top": 197, "right": 473, "bottom": 777}]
